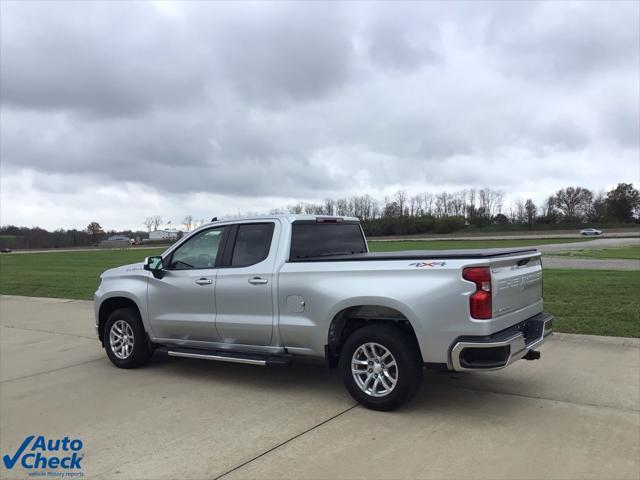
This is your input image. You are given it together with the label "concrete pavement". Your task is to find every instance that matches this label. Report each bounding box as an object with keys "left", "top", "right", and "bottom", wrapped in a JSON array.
[{"left": 1, "top": 295, "right": 639, "bottom": 479}]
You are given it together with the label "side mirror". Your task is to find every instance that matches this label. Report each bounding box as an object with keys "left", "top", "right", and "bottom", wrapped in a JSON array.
[{"left": 144, "top": 256, "right": 164, "bottom": 278}]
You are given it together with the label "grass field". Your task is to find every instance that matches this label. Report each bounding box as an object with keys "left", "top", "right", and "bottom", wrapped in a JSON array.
[
  {"left": 0, "top": 244, "right": 638, "bottom": 337},
  {"left": 0, "top": 248, "right": 164, "bottom": 300},
  {"left": 550, "top": 245, "right": 640, "bottom": 260},
  {"left": 368, "top": 238, "right": 593, "bottom": 251},
  {"left": 543, "top": 269, "right": 639, "bottom": 338}
]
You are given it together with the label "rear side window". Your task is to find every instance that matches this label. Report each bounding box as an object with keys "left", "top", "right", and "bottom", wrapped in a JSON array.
[
  {"left": 290, "top": 222, "right": 367, "bottom": 260},
  {"left": 231, "top": 223, "right": 275, "bottom": 267}
]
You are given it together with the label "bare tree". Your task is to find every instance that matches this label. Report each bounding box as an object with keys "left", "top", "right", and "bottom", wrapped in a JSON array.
[
  {"left": 494, "top": 191, "right": 505, "bottom": 215},
  {"left": 183, "top": 215, "right": 194, "bottom": 231},
  {"left": 394, "top": 190, "right": 407, "bottom": 216},
  {"left": 383, "top": 200, "right": 401, "bottom": 217},
  {"left": 382, "top": 196, "right": 392, "bottom": 217},
  {"left": 323, "top": 198, "right": 335, "bottom": 216},
  {"left": 408, "top": 195, "right": 416, "bottom": 217},
  {"left": 361, "top": 194, "right": 376, "bottom": 220},
  {"left": 143, "top": 217, "right": 154, "bottom": 232},
  {"left": 524, "top": 199, "right": 537, "bottom": 227},
  {"left": 422, "top": 193, "right": 434, "bottom": 216},
  {"left": 335, "top": 198, "right": 349, "bottom": 216},
  {"left": 589, "top": 191, "right": 608, "bottom": 222},
  {"left": 288, "top": 203, "right": 304, "bottom": 214},
  {"left": 435, "top": 192, "right": 449, "bottom": 217},
  {"left": 515, "top": 200, "right": 526, "bottom": 224},
  {"left": 410, "top": 195, "right": 423, "bottom": 216},
  {"left": 450, "top": 191, "right": 466, "bottom": 217},
  {"left": 479, "top": 188, "right": 504, "bottom": 219},
  {"left": 151, "top": 216, "right": 163, "bottom": 231},
  {"left": 465, "top": 189, "right": 477, "bottom": 221},
  {"left": 352, "top": 196, "right": 364, "bottom": 219}
]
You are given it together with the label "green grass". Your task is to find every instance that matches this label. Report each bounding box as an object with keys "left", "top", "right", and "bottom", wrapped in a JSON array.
[
  {"left": 550, "top": 245, "right": 640, "bottom": 261},
  {"left": 1, "top": 246, "right": 638, "bottom": 338},
  {"left": 543, "top": 269, "right": 639, "bottom": 338},
  {"left": 368, "top": 238, "right": 593, "bottom": 251},
  {"left": 0, "top": 248, "right": 165, "bottom": 300}
]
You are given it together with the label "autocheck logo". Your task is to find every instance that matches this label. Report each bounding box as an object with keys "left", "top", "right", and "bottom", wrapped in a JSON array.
[{"left": 3, "top": 435, "right": 84, "bottom": 474}]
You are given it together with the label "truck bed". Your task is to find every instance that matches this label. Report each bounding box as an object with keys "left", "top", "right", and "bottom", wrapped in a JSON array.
[{"left": 289, "top": 247, "right": 538, "bottom": 262}]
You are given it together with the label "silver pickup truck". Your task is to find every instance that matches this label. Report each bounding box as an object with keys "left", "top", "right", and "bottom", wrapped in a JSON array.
[{"left": 94, "top": 215, "right": 553, "bottom": 410}]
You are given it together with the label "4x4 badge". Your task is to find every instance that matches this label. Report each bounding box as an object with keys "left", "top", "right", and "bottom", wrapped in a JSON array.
[{"left": 409, "top": 262, "right": 446, "bottom": 268}]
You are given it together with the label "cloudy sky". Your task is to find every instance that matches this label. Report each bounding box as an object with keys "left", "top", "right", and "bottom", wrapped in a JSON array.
[{"left": 1, "top": 0, "right": 638, "bottom": 231}]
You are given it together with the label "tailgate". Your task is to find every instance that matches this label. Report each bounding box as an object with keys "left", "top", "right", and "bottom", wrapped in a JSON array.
[{"left": 490, "top": 251, "right": 543, "bottom": 318}]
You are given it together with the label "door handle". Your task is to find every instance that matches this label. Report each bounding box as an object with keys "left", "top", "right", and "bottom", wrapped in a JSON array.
[
  {"left": 195, "top": 278, "right": 213, "bottom": 285},
  {"left": 248, "top": 277, "right": 268, "bottom": 285}
]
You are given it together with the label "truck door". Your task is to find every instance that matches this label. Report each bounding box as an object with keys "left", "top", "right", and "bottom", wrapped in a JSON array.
[
  {"left": 214, "top": 222, "right": 277, "bottom": 346},
  {"left": 147, "top": 226, "right": 227, "bottom": 342}
]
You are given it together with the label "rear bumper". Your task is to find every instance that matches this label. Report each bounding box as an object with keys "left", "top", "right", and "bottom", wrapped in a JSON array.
[{"left": 449, "top": 312, "right": 553, "bottom": 372}]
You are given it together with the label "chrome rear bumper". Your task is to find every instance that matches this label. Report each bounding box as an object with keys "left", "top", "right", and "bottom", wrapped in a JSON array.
[{"left": 449, "top": 313, "right": 553, "bottom": 372}]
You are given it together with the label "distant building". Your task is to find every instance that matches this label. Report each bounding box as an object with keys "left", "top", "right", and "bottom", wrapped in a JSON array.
[
  {"left": 107, "top": 235, "right": 130, "bottom": 242},
  {"left": 148, "top": 229, "right": 179, "bottom": 241},
  {"left": 100, "top": 235, "right": 133, "bottom": 248}
]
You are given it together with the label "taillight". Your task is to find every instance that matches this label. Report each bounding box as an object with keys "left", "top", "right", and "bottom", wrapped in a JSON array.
[{"left": 463, "top": 267, "right": 492, "bottom": 319}]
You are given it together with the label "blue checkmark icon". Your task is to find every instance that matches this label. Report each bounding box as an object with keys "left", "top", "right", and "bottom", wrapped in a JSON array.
[{"left": 3, "top": 435, "right": 34, "bottom": 469}]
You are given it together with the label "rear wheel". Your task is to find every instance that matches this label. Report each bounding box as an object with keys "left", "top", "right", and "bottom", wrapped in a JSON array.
[
  {"left": 339, "top": 325, "right": 423, "bottom": 411},
  {"left": 104, "top": 307, "right": 153, "bottom": 368}
]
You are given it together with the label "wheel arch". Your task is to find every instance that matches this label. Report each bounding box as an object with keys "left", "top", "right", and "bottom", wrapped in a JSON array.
[
  {"left": 98, "top": 296, "right": 143, "bottom": 346},
  {"left": 326, "top": 302, "right": 422, "bottom": 368}
]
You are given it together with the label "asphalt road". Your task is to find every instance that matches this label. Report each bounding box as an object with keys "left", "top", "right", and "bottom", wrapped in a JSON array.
[
  {"left": 1, "top": 296, "right": 638, "bottom": 479},
  {"left": 538, "top": 237, "right": 640, "bottom": 269},
  {"left": 536, "top": 236, "right": 640, "bottom": 252},
  {"left": 542, "top": 257, "right": 640, "bottom": 270},
  {"left": 370, "top": 230, "right": 640, "bottom": 241}
]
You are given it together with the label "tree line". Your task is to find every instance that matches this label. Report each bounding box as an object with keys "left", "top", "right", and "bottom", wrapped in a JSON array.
[
  {"left": 270, "top": 183, "right": 639, "bottom": 236},
  {"left": 0, "top": 223, "right": 150, "bottom": 250},
  {"left": 1, "top": 183, "right": 637, "bottom": 249}
]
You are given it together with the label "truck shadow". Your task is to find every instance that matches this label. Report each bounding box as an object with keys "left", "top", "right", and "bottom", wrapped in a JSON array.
[{"left": 142, "top": 352, "right": 538, "bottom": 416}]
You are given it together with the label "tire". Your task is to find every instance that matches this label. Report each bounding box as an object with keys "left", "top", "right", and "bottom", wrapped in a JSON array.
[
  {"left": 339, "top": 324, "right": 423, "bottom": 411},
  {"left": 104, "top": 307, "right": 153, "bottom": 369}
]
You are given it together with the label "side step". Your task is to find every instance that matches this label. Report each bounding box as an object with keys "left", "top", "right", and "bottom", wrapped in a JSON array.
[{"left": 156, "top": 346, "right": 291, "bottom": 367}]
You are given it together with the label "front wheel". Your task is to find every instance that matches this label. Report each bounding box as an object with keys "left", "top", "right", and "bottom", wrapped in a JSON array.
[
  {"left": 339, "top": 325, "right": 423, "bottom": 411},
  {"left": 104, "top": 307, "right": 153, "bottom": 369}
]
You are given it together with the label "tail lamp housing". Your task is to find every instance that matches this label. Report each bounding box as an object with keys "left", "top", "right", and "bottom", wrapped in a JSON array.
[{"left": 463, "top": 267, "right": 492, "bottom": 319}]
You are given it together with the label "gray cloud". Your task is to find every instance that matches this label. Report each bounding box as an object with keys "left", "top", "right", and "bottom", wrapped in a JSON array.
[
  {"left": 488, "top": 2, "right": 639, "bottom": 81},
  {"left": 209, "top": 3, "right": 354, "bottom": 105},
  {"left": 0, "top": 2, "right": 209, "bottom": 116},
  {"left": 1, "top": 0, "right": 638, "bottom": 230}
]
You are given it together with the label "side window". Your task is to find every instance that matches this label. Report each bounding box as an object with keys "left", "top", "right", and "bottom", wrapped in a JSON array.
[
  {"left": 168, "top": 227, "right": 225, "bottom": 270},
  {"left": 231, "top": 223, "right": 275, "bottom": 267}
]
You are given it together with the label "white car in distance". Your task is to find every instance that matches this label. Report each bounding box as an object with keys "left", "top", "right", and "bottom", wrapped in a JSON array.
[{"left": 580, "top": 228, "right": 603, "bottom": 236}]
